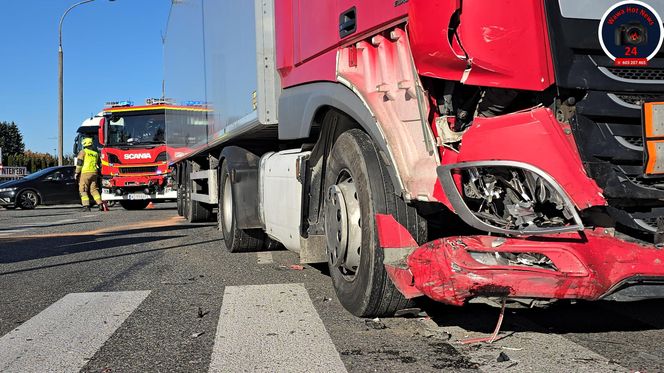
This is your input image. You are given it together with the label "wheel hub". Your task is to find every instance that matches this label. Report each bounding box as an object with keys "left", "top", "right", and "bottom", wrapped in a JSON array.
[
  {"left": 21, "top": 192, "right": 37, "bottom": 208},
  {"left": 325, "top": 177, "right": 362, "bottom": 278},
  {"left": 222, "top": 176, "right": 233, "bottom": 233}
]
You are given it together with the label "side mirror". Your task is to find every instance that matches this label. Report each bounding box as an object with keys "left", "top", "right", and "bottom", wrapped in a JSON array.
[{"left": 98, "top": 117, "right": 106, "bottom": 146}]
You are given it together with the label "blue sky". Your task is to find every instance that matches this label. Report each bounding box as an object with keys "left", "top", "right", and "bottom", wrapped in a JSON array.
[{"left": 0, "top": 0, "right": 171, "bottom": 155}]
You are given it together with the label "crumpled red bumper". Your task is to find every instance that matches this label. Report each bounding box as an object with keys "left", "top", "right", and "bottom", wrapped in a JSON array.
[{"left": 377, "top": 214, "right": 664, "bottom": 306}]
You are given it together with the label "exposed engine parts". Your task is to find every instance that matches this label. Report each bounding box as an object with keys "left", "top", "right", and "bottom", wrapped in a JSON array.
[
  {"left": 469, "top": 250, "right": 558, "bottom": 271},
  {"left": 432, "top": 83, "right": 522, "bottom": 146},
  {"left": 460, "top": 166, "right": 576, "bottom": 232}
]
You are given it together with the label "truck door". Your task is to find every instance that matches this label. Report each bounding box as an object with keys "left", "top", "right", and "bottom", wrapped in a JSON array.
[
  {"left": 336, "top": 0, "right": 409, "bottom": 40},
  {"left": 41, "top": 169, "right": 76, "bottom": 204},
  {"left": 292, "top": 0, "right": 338, "bottom": 65}
]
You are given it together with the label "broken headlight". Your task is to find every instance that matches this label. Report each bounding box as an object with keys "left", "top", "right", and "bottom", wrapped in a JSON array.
[{"left": 438, "top": 161, "right": 584, "bottom": 235}]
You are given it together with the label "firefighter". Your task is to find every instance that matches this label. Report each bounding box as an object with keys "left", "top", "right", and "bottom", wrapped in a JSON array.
[{"left": 75, "top": 137, "right": 107, "bottom": 212}]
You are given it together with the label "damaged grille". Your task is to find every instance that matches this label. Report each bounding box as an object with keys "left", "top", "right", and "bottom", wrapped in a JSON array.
[
  {"left": 119, "top": 166, "right": 158, "bottom": 174},
  {"left": 627, "top": 176, "right": 664, "bottom": 189},
  {"left": 637, "top": 217, "right": 658, "bottom": 231},
  {"left": 622, "top": 136, "right": 644, "bottom": 148},
  {"left": 614, "top": 93, "right": 664, "bottom": 106},
  {"left": 606, "top": 67, "right": 664, "bottom": 81}
]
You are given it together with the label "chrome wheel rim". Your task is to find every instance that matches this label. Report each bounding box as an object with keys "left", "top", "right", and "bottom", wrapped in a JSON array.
[
  {"left": 20, "top": 191, "right": 37, "bottom": 208},
  {"left": 325, "top": 172, "right": 362, "bottom": 280},
  {"left": 222, "top": 176, "right": 233, "bottom": 233}
]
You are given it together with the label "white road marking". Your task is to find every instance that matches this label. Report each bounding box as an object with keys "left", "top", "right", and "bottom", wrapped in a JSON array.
[
  {"left": 28, "top": 218, "right": 78, "bottom": 227},
  {"left": 0, "top": 229, "right": 27, "bottom": 236},
  {"left": 0, "top": 291, "right": 150, "bottom": 373},
  {"left": 256, "top": 251, "right": 273, "bottom": 264},
  {"left": 209, "top": 283, "right": 347, "bottom": 373}
]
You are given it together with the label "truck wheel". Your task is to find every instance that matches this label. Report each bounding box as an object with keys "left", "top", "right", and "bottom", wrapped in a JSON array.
[
  {"left": 120, "top": 200, "right": 149, "bottom": 210},
  {"left": 186, "top": 198, "right": 212, "bottom": 222},
  {"left": 218, "top": 160, "right": 264, "bottom": 252},
  {"left": 182, "top": 162, "right": 191, "bottom": 218},
  {"left": 324, "top": 129, "right": 426, "bottom": 318},
  {"left": 176, "top": 185, "right": 184, "bottom": 216}
]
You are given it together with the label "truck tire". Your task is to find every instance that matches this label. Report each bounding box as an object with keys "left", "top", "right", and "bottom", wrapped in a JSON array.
[
  {"left": 182, "top": 162, "right": 190, "bottom": 217},
  {"left": 218, "top": 160, "right": 264, "bottom": 252},
  {"left": 120, "top": 200, "right": 150, "bottom": 210},
  {"left": 324, "top": 129, "right": 426, "bottom": 318},
  {"left": 187, "top": 198, "right": 212, "bottom": 222},
  {"left": 176, "top": 185, "right": 184, "bottom": 216}
]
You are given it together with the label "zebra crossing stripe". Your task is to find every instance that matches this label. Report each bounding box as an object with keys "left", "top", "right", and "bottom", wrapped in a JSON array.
[
  {"left": 0, "top": 291, "right": 150, "bottom": 373},
  {"left": 209, "top": 283, "right": 347, "bottom": 373}
]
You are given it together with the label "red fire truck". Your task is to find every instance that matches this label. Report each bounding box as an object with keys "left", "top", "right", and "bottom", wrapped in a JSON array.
[
  {"left": 164, "top": 0, "right": 664, "bottom": 317},
  {"left": 98, "top": 99, "right": 179, "bottom": 210}
]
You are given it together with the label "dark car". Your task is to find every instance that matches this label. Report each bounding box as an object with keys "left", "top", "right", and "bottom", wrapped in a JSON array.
[{"left": 0, "top": 166, "right": 80, "bottom": 210}]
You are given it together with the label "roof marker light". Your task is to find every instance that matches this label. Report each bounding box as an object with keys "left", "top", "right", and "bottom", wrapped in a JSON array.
[{"left": 105, "top": 100, "right": 134, "bottom": 108}]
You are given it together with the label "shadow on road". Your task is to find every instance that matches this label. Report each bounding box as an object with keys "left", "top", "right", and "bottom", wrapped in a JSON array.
[
  {"left": 0, "top": 224, "right": 209, "bottom": 264},
  {"left": 0, "top": 221, "right": 97, "bottom": 232},
  {"left": 0, "top": 237, "right": 222, "bottom": 277},
  {"left": 420, "top": 297, "right": 664, "bottom": 334},
  {"left": 10, "top": 212, "right": 76, "bottom": 219}
]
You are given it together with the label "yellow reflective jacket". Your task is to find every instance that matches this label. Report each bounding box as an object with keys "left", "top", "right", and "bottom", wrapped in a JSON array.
[{"left": 76, "top": 148, "right": 99, "bottom": 174}]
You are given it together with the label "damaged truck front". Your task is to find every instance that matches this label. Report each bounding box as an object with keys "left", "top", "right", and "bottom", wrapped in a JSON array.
[
  {"left": 393, "top": 0, "right": 664, "bottom": 306},
  {"left": 167, "top": 0, "right": 664, "bottom": 317}
]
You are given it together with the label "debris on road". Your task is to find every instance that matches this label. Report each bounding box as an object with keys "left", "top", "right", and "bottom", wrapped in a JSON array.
[
  {"left": 323, "top": 297, "right": 332, "bottom": 302},
  {"left": 365, "top": 318, "right": 387, "bottom": 330},
  {"left": 289, "top": 264, "right": 304, "bottom": 270},
  {"left": 190, "top": 332, "right": 205, "bottom": 338},
  {"left": 459, "top": 298, "right": 509, "bottom": 345},
  {"left": 497, "top": 352, "right": 511, "bottom": 362},
  {"left": 160, "top": 281, "right": 194, "bottom": 286},
  {"left": 197, "top": 307, "right": 209, "bottom": 318}
]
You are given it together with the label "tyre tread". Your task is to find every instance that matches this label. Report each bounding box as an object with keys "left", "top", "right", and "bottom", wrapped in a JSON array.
[{"left": 328, "top": 128, "right": 425, "bottom": 318}]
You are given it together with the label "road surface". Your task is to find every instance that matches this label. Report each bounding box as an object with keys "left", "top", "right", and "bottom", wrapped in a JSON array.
[{"left": 1, "top": 205, "right": 663, "bottom": 372}]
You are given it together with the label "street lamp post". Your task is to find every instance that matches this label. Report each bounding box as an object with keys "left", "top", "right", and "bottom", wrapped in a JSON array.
[{"left": 58, "top": 0, "right": 112, "bottom": 166}]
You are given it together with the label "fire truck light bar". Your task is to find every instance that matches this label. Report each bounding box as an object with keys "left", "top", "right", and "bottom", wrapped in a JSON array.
[
  {"left": 146, "top": 97, "right": 175, "bottom": 105},
  {"left": 105, "top": 100, "right": 133, "bottom": 108},
  {"left": 182, "top": 100, "right": 206, "bottom": 106}
]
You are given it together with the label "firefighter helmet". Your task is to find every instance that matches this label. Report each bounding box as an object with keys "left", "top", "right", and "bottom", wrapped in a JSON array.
[{"left": 82, "top": 137, "right": 94, "bottom": 147}]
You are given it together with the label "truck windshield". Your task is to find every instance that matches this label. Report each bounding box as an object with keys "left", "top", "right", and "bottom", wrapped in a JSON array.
[
  {"left": 74, "top": 130, "right": 101, "bottom": 154},
  {"left": 107, "top": 113, "right": 166, "bottom": 146}
]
